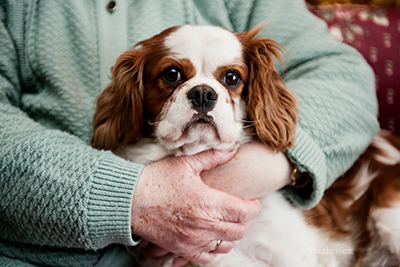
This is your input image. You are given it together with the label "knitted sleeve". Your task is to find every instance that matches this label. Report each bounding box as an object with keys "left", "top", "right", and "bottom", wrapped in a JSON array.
[
  {"left": 227, "top": 0, "right": 379, "bottom": 208},
  {"left": 0, "top": 5, "right": 143, "bottom": 251}
]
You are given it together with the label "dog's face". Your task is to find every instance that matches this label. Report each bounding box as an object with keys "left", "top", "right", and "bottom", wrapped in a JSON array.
[
  {"left": 91, "top": 25, "right": 297, "bottom": 155},
  {"left": 146, "top": 25, "right": 249, "bottom": 154}
]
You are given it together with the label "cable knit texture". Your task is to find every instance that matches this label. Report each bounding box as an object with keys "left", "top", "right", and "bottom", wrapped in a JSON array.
[{"left": 0, "top": 0, "right": 378, "bottom": 266}]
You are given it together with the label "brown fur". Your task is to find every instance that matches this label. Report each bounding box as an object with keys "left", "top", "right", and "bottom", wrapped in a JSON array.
[
  {"left": 304, "top": 133, "right": 400, "bottom": 266},
  {"left": 91, "top": 27, "right": 180, "bottom": 150},
  {"left": 91, "top": 49, "right": 146, "bottom": 151},
  {"left": 236, "top": 25, "right": 298, "bottom": 151}
]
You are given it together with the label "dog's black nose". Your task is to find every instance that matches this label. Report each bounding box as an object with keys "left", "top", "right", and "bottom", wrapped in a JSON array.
[{"left": 187, "top": 85, "right": 218, "bottom": 114}]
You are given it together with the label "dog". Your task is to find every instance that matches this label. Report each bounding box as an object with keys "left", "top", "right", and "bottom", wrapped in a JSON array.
[{"left": 91, "top": 24, "right": 400, "bottom": 267}]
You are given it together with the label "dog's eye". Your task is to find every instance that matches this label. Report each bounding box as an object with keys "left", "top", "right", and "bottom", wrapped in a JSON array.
[
  {"left": 162, "top": 67, "right": 182, "bottom": 84},
  {"left": 223, "top": 71, "right": 241, "bottom": 87}
]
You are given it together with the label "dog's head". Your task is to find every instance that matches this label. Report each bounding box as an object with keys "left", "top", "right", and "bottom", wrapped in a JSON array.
[{"left": 91, "top": 24, "right": 297, "bottom": 155}]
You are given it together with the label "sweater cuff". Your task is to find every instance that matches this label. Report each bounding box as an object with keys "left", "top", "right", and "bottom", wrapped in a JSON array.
[
  {"left": 282, "top": 126, "right": 327, "bottom": 209},
  {"left": 87, "top": 151, "right": 144, "bottom": 250}
]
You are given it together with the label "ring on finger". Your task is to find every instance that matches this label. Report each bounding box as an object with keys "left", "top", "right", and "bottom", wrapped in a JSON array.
[{"left": 212, "top": 239, "right": 222, "bottom": 252}]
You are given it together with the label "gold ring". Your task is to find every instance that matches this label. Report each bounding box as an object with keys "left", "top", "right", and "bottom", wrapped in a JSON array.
[{"left": 212, "top": 239, "right": 222, "bottom": 252}]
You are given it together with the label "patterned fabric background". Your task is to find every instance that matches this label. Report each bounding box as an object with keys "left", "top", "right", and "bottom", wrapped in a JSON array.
[
  {"left": 307, "top": 0, "right": 400, "bottom": 7},
  {"left": 309, "top": 5, "right": 400, "bottom": 136}
]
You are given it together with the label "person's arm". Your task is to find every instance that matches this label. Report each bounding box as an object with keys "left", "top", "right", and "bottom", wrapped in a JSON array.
[
  {"left": 0, "top": 5, "right": 143, "bottom": 250},
  {"left": 201, "top": 141, "right": 293, "bottom": 200},
  {"left": 202, "top": 0, "right": 379, "bottom": 209}
]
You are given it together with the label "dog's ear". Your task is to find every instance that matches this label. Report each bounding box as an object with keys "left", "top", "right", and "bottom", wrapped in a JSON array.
[
  {"left": 91, "top": 49, "right": 146, "bottom": 151},
  {"left": 237, "top": 25, "right": 298, "bottom": 151}
]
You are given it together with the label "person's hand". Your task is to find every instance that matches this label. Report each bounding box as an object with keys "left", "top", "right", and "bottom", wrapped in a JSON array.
[
  {"left": 130, "top": 149, "right": 261, "bottom": 266},
  {"left": 201, "top": 141, "right": 293, "bottom": 200}
]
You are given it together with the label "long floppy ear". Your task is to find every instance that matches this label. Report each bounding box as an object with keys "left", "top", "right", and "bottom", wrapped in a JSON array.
[
  {"left": 91, "top": 49, "right": 146, "bottom": 151},
  {"left": 237, "top": 25, "right": 298, "bottom": 151}
]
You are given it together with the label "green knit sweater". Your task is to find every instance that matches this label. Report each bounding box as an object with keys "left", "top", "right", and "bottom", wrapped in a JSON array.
[{"left": 0, "top": 0, "right": 378, "bottom": 266}]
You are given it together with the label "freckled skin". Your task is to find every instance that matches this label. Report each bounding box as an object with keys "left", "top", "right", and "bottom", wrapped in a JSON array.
[{"left": 131, "top": 150, "right": 261, "bottom": 262}]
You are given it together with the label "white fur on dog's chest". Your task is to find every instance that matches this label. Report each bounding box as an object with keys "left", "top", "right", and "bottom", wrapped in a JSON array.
[
  {"left": 117, "top": 141, "right": 354, "bottom": 267},
  {"left": 202, "top": 193, "right": 353, "bottom": 267},
  {"left": 115, "top": 137, "right": 245, "bottom": 165}
]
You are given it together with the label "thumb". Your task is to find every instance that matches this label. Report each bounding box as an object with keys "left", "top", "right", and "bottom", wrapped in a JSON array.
[{"left": 184, "top": 149, "right": 237, "bottom": 174}]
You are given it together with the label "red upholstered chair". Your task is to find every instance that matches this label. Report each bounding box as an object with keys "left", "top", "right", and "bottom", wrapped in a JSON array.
[{"left": 308, "top": 4, "right": 400, "bottom": 136}]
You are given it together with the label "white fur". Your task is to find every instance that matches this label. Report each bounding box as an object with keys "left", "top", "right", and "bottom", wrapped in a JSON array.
[
  {"left": 202, "top": 193, "right": 353, "bottom": 267},
  {"left": 372, "top": 132, "right": 400, "bottom": 165},
  {"left": 372, "top": 202, "right": 400, "bottom": 257},
  {"left": 165, "top": 25, "right": 244, "bottom": 74},
  {"left": 351, "top": 164, "right": 379, "bottom": 204},
  {"left": 115, "top": 138, "right": 170, "bottom": 165}
]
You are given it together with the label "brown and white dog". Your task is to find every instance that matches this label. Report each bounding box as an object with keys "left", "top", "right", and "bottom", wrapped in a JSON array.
[{"left": 91, "top": 24, "right": 400, "bottom": 267}]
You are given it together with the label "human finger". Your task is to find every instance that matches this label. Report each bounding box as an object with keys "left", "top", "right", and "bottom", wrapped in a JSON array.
[
  {"left": 207, "top": 240, "right": 235, "bottom": 254},
  {"left": 207, "top": 218, "right": 251, "bottom": 242},
  {"left": 173, "top": 251, "right": 218, "bottom": 267},
  {"left": 185, "top": 149, "right": 237, "bottom": 174},
  {"left": 171, "top": 241, "right": 234, "bottom": 267},
  {"left": 217, "top": 194, "right": 261, "bottom": 223},
  {"left": 172, "top": 257, "right": 191, "bottom": 267},
  {"left": 143, "top": 243, "right": 170, "bottom": 258},
  {"left": 197, "top": 194, "right": 259, "bottom": 242}
]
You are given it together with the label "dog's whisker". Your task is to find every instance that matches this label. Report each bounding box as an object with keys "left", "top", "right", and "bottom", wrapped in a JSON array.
[
  {"left": 159, "top": 90, "right": 172, "bottom": 97},
  {"left": 242, "top": 123, "right": 257, "bottom": 129},
  {"left": 152, "top": 136, "right": 162, "bottom": 142},
  {"left": 236, "top": 119, "right": 255, "bottom": 123}
]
